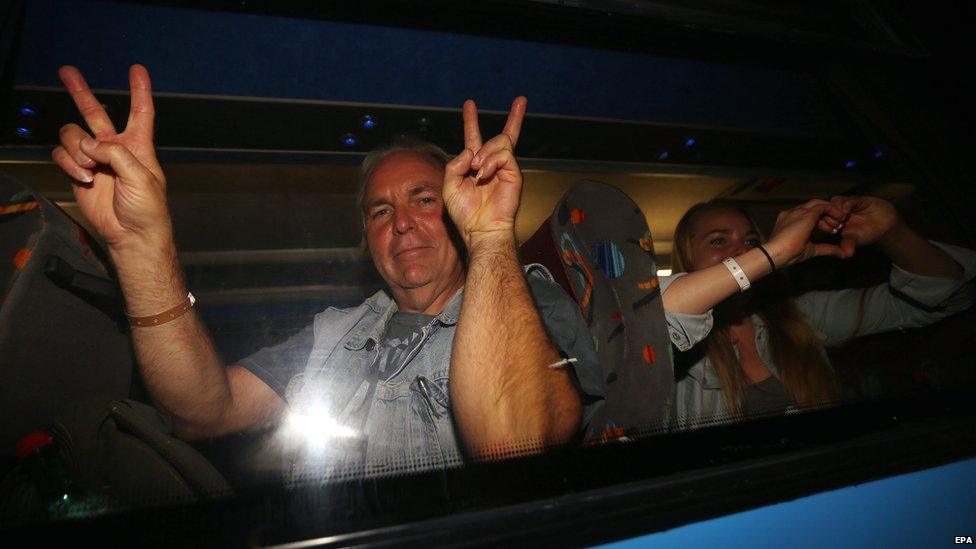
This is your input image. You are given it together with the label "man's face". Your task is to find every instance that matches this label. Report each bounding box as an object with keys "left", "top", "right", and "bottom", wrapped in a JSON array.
[{"left": 363, "top": 151, "right": 464, "bottom": 296}]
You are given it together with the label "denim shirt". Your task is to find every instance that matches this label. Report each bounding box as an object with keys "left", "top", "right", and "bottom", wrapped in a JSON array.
[
  {"left": 665, "top": 241, "right": 976, "bottom": 430},
  {"left": 282, "top": 287, "right": 461, "bottom": 482},
  {"left": 269, "top": 266, "right": 605, "bottom": 482}
]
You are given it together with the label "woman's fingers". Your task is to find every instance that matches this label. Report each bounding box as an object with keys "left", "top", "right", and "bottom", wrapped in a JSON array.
[
  {"left": 830, "top": 195, "right": 859, "bottom": 213},
  {"left": 839, "top": 235, "right": 858, "bottom": 258},
  {"left": 786, "top": 202, "right": 846, "bottom": 240},
  {"left": 770, "top": 200, "right": 855, "bottom": 266},
  {"left": 817, "top": 218, "right": 838, "bottom": 234},
  {"left": 788, "top": 199, "right": 846, "bottom": 228},
  {"left": 776, "top": 202, "right": 827, "bottom": 231},
  {"left": 798, "top": 198, "right": 832, "bottom": 211},
  {"left": 58, "top": 66, "right": 117, "bottom": 138},
  {"left": 52, "top": 146, "right": 93, "bottom": 184},
  {"left": 801, "top": 199, "right": 846, "bottom": 221},
  {"left": 817, "top": 211, "right": 848, "bottom": 234}
]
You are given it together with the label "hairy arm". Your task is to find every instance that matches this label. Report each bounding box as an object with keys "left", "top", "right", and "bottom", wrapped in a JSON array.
[
  {"left": 444, "top": 98, "right": 580, "bottom": 458},
  {"left": 450, "top": 235, "right": 581, "bottom": 458},
  {"left": 113, "top": 241, "right": 283, "bottom": 439},
  {"left": 52, "top": 66, "right": 282, "bottom": 439}
]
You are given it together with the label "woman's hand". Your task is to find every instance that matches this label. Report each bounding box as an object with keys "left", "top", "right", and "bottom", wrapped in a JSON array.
[
  {"left": 765, "top": 199, "right": 850, "bottom": 267},
  {"left": 829, "top": 195, "right": 901, "bottom": 256}
]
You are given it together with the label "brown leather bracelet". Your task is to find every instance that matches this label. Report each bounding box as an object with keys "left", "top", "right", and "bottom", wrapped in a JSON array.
[{"left": 127, "top": 292, "right": 196, "bottom": 327}]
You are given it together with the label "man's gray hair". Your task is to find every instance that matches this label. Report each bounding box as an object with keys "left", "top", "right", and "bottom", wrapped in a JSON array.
[{"left": 357, "top": 138, "right": 453, "bottom": 224}]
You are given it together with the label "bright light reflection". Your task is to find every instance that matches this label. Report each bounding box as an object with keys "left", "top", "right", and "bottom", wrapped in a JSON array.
[
  {"left": 657, "top": 269, "right": 672, "bottom": 276},
  {"left": 285, "top": 406, "right": 357, "bottom": 449}
]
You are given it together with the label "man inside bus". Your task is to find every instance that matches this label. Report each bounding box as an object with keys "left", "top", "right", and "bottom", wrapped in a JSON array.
[{"left": 50, "top": 65, "right": 604, "bottom": 475}]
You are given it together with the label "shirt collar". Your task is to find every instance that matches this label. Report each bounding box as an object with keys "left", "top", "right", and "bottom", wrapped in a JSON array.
[
  {"left": 343, "top": 287, "right": 463, "bottom": 350},
  {"left": 433, "top": 287, "right": 464, "bottom": 326},
  {"left": 753, "top": 313, "right": 767, "bottom": 335}
]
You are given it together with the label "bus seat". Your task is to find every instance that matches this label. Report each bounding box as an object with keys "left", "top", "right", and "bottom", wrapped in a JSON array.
[
  {"left": 520, "top": 180, "right": 674, "bottom": 442},
  {"left": 0, "top": 176, "right": 137, "bottom": 460}
]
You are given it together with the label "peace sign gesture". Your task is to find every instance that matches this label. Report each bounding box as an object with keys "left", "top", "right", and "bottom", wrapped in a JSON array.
[
  {"left": 51, "top": 65, "right": 171, "bottom": 251},
  {"left": 442, "top": 97, "right": 527, "bottom": 249}
]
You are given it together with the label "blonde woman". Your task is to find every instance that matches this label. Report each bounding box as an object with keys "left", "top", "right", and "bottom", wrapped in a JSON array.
[{"left": 661, "top": 196, "right": 975, "bottom": 429}]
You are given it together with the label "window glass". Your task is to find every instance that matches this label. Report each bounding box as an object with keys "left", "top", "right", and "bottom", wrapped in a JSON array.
[{"left": 1, "top": 0, "right": 973, "bottom": 541}]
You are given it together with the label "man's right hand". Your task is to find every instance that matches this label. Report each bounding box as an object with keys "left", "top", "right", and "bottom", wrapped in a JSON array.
[
  {"left": 51, "top": 65, "right": 172, "bottom": 254},
  {"left": 443, "top": 97, "right": 527, "bottom": 251}
]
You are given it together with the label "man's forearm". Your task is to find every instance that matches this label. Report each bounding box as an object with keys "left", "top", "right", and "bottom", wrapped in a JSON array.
[
  {"left": 111, "top": 242, "right": 236, "bottom": 437},
  {"left": 450, "top": 234, "right": 581, "bottom": 458}
]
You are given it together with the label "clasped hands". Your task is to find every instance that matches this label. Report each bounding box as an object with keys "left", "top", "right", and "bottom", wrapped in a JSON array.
[{"left": 768, "top": 195, "right": 902, "bottom": 268}]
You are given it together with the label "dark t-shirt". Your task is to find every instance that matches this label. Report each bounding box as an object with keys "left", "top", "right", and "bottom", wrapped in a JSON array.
[
  {"left": 740, "top": 376, "right": 795, "bottom": 417},
  {"left": 351, "top": 312, "right": 433, "bottom": 433},
  {"left": 236, "top": 313, "right": 434, "bottom": 396},
  {"left": 377, "top": 312, "right": 434, "bottom": 379}
]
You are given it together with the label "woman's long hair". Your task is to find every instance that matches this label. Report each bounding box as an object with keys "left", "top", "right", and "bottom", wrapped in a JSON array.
[{"left": 671, "top": 201, "right": 839, "bottom": 417}]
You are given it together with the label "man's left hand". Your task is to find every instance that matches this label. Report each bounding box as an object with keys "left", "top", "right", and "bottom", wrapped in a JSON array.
[
  {"left": 443, "top": 97, "right": 527, "bottom": 249},
  {"left": 829, "top": 195, "right": 902, "bottom": 256}
]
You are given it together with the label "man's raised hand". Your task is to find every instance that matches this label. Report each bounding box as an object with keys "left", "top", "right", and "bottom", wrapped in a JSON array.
[
  {"left": 51, "top": 65, "right": 171, "bottom": 252},
  {"left": 442, "top": 97, "right": 527, "bottom": 249}
]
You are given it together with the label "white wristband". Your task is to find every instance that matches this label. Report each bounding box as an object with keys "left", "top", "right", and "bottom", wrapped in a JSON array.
[{"left": 723, "top": 257, "right": 751, "bottom": 291}]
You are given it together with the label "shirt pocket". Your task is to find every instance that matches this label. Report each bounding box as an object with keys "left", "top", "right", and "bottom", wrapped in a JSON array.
[
  {"left": 369, "top": 375, "right": 454, "bottom": 474},
  {"left": 417, "top": 371, "right": 461, "bottom": 465}
]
